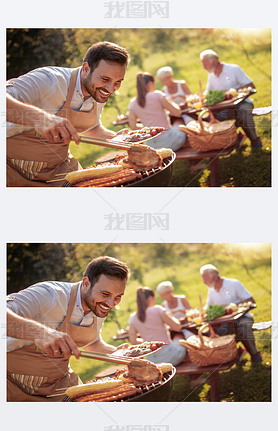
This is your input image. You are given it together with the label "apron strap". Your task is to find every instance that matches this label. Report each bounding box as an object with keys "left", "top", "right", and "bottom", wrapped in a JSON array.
[
  {"left": 63, "top": 282, "right": 80, "bottom": 323},
  {"left": 62, "top": 68, "right": 80, "bottom": 109}
]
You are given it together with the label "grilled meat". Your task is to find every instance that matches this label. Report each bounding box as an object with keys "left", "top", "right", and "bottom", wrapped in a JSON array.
[
  {"left": 127, "top": 144, "right": 163, "bottom": 170},
  {"left": 127, "top": 359, "right": 162, "bottom": 385}
]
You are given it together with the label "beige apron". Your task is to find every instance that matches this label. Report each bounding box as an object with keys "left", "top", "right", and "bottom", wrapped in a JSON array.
[
  {"left": 7, "top": 68, "right": 98, "bottom": 187},
  {"left": 7, "top": 283, "right": 98, "bottom": 402}
]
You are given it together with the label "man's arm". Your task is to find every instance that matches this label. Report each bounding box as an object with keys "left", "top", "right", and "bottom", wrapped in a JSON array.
[
  {"left": 7, "top": 308, "right": 80, "bottom": 359},
  {"left": 84, "top": 337, "right": 117, "bottom": 354},
  {"left": 6, "top": 93, "right": 80, "bottom": 145},
  {"left": 82, "top": 124, "right": 116, "bottom": 140}
]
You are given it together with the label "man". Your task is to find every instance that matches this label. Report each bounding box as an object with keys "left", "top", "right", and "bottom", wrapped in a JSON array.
[
  {"left": 200, "top": 264, "right": 262, "bottom": 364},
  {"left": 200, "top": 49, "right": 262, "bottom": 149},
  {"left": 6, "top": 256, "right": 129, "bottom": 401},
  {"left": 6, "top": 41, "right": 129, "bottom": 186}
]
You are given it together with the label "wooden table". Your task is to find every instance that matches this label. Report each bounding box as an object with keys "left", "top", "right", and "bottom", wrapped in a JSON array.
[
  {"left": 175, "top": 356, "right": 237, "bottom": 401},
  {"left": 175, "top": 136, "right": 241, "bottom": 187}
]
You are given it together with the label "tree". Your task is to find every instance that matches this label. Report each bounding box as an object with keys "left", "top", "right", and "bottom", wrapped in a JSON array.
[
  {"left": 7, "top": 243, "right": 80, "bottom": 294},
  {"left": 7, "top": 29, "right": 81, "bottom": 79}
]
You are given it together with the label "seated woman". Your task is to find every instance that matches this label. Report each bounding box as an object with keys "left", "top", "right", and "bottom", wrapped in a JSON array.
[
  {"left": 156, "top": 280, "right": 194, "bottom": 339},
  {"left": 156, "top": 66, "right": 193, "bottom": 125},
  {"left": 128, "top": 72, "right": 187, "bottom": 151},
  {"left": 128, "top": 287, "right": 187, "bottom": 366}
]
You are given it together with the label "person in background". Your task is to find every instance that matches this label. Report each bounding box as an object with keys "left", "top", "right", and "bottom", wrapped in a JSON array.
[
  {"left": 128, "top": 72, "right": 187, "bottom": 151},
  {"left": 156, "top": 65, "right": 193, "bottom": 125},
  {"left": 200, "top": 264, "right": 262, "bottom": 363},
  {"left": 156, "top": 280, "right": 194, "bottom": 339},
  {"left": 128, "top": 287, "right": 186, "bottom": 366},
  {"left": 200, "top": 49, "right": 262, "bottom": 149}
]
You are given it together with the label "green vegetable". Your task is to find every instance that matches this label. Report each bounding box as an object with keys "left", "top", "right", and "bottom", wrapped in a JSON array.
[
  {"left": 205, "top": 90, "right": 226, "bottom": 107},
  {"left": 205, "top": 304, "right": 226, "bottom": 321}
]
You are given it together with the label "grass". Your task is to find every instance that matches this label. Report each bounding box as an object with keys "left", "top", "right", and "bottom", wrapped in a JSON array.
[
  {"left": 69, "top": 29, "right": 271, "bottom": 187},
  {"left": 69, "top": 243, "right": 271, "bottom": 402}
]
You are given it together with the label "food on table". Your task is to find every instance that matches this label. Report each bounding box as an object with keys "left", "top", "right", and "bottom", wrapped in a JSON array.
[
  {"left": 204, "top": 90, "right": 226, "bottom": 106},
  {"left": 225, "top": 302, "right": 238, "bottom": 314},
  {"left": 185, "top": 93, "right": 201, "bottom": 106},
  {"left": 114, "top": 341, "right": 165, "bottom": 357},
  {"left": 65, "top": 145, "right": 174, "bottom": 187},
  {"left": 115, "top": 127, "right": 165, "bottom": 143},
  {"left": 205, "top": 304, "right": 226, "bottom": 321},
  {"left": 226, "top": 88, "right": 238, "bottom": 97},
  {"left": 193, "top": 102, "right": 203, "bottom": 110}
]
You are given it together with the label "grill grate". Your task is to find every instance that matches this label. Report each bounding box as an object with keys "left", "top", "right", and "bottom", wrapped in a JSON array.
[
  {"left": 62, "top": 154, "right": 175, "bottom": 188},
  {"left": 62, "top": 368, "right": 175, "bottom": 402}
]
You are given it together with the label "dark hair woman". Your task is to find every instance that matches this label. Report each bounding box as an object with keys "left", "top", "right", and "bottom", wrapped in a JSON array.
[
  {"left": 128, "top": 287, "right": 187, "bottom": 366},
  {"left": 128, "top": 72, "right": 188, "bottom": 151}
]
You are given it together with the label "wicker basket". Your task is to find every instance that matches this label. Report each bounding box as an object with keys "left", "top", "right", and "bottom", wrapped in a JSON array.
[
  {"left": 179, "top": 110, "right": 237, "bottom": 151},
  {"left": 179, "top": 324, "right": 237, "bottom": 367}
]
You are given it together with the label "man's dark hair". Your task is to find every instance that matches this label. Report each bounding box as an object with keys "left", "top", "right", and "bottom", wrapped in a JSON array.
[
  {"left": 84, "top": 256, "right": 129, "bottom": 287},
  {"left": 83, "top": 41, "right": 129, "bottom": 73}
]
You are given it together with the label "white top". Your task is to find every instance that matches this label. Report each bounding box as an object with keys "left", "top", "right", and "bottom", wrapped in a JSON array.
[
  {"left": 205, "top": 277, "right": 253, "bottom": 312},
  {"left": 162, "top": 80, "right": 187, "bottom": 104},
  {"left": 6, "top": 66, "right": 105, "bottom": 137},
  {"left": 162, "top": 295, "right": 187, "bottom": 319},
  {"left": 205, "top": 63, "right": 253, "bottom": 102},
  {"left": 6, "top": 281, "right": 105, "bottom": 352}
]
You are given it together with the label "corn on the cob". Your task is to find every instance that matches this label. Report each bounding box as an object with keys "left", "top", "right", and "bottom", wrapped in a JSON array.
[
  {"left": 66, "top": 379, "right": 123, "bottom": 399},
  {"left": 156, "top": 148, "right": 174, "bottom": 159},
  {"left": 157, "top": 363, "right": 173, "bottom": 374},
  {"left": 65, "top": 164, "right": 124, "bottom": 184}
]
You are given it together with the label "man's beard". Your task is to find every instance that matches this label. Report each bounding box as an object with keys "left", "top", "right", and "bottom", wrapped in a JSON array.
[
  {"left": 82, "top": 73, "right": 110, "bottom": 103},
  {"left": 83, "top": 289, "right": 110, "bottom": 318}
]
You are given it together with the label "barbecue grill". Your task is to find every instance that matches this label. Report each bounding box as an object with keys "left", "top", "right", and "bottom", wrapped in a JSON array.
[
  {"left": 62, "top": 153, "right": 176, "bottom": 188},
  {"left": 62, "top": 368, "right": 176, "bottom": 402}
]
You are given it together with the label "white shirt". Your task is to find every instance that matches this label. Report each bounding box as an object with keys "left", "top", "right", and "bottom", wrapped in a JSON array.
[
  {"left": 205, "top": 277, "right": 253, "bottom": 309},
  {"left": 6, "top": 66, "right": 105, "bottom": 137},
  {"left": 205, "top": 63, "right": 253, "bottom": 102},
  {"left": 6, "top": 281, "right": 105, "bottom": 352}
]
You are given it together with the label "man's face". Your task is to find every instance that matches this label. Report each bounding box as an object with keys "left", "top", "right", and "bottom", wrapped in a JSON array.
[
  {"left": 81, "top": 59, "right": 126, "bottom": 103},
  {"left": 201, "top": 271, "right": 215, "bottom": 289},
  {"left": 202, "top": 57, "right": 216, "bottom": 73},
  {"left": 81, "top": 274, "right": 126, "bottom": 318}
]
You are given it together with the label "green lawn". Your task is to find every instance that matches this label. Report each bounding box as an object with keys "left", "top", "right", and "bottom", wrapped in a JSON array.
[
  {"left": 69, "top": 28, "right": 271, "bottom": 187},
  {"left": 69, "top": 243, "right": 271, "bottom": 402}
]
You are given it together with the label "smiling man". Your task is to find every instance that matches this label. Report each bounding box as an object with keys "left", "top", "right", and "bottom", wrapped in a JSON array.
[
  {"left": 6, "top": 256, "right": 129, "bottom": 401},
  {"left": 6, "top": 41, "right": 129, "bottom": 186}
]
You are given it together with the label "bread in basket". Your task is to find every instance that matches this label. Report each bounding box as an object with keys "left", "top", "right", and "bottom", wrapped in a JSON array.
[
  {"left": 179, "top": 110, "right": 237, "bottom": 152},
  {"left": 179, "top": 324, "right": 237, "bottom": 367}
]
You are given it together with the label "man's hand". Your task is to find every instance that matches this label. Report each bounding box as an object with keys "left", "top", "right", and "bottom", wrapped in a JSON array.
[
  {"left": 35, "top": 113, "right": 81, "bottom": 146},
  {"left": 7, "top": 308, "right": 80, "bottom": 360},
  {"left": 6, "top": 93, "right": 80, "bottom": 146},
  {"left": 34, "top": 328, "right": 81, "bottom": 360}
]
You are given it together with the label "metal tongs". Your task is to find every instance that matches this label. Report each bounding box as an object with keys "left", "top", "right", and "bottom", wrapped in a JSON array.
[{"left": 79, "top": 350, "right": 138, "bottom": 365}]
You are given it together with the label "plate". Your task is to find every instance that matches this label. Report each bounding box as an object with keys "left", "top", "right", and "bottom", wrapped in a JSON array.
[
  {"left": 110, "top": 342, "right": 166, "bottom": 359},
  {"left": 112, "top": 128, "right": 167, "bottom": 145}
]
